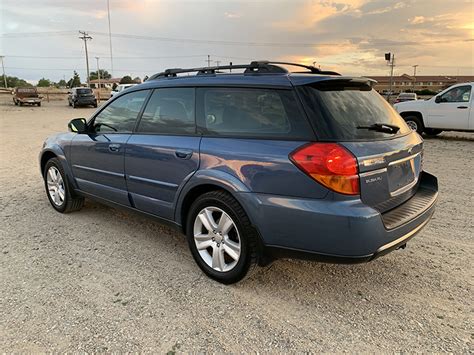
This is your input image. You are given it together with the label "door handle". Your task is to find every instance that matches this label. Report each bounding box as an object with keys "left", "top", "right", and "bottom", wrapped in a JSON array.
[
  {"left": 108, "top": 144, "right": 121, "bottom": 152},
  {"left": 175, "top": 149, "right": 193, "bottom": 159},
  {"left": 457, "top": 106, "right": 468, "bottom": 109}
]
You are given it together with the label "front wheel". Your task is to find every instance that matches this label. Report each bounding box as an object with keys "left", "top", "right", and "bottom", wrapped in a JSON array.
[
  {"left": 404, "top": 116, "right": 424, "bottom": 134},
  {"left": 186, "top": 191, "right": 259, "bottom": 284},
  {"left": 44, "top": 158, "right": 84, "bottom": 213}
]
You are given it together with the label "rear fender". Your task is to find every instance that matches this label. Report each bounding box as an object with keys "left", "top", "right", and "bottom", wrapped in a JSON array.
[{"left": 174, "top": 169, "right": 251, "bottom": 226}]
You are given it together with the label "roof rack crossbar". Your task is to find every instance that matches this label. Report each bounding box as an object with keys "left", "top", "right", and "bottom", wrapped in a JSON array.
[{"left": 148, "top": 60, "right": 340, "bottom": 80}]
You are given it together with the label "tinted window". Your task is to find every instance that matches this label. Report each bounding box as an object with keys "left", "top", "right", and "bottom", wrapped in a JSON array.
[
  {"left": 77, "top": 88, "right": 92, "bottom": 94},
  {"left": 440, "top": 85, "right": 471, "bottom": 103},
  {"left": 197, "top": 87, "right": 313, "bottom": 139},
  {"left": 93, "top": 90, "right": 149, "bottom": 133},
  {"left": 137, "top": 88, "right": 195, "bottom": 134},
  {"left": 297, "top": 81, "right": 411, "bottom": 140}
]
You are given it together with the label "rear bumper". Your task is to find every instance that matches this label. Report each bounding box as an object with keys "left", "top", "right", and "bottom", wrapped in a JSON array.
[
  {"left": 237, "top": 171, "right": 438, "bottom": 262},
  {"left": 75, "top": 97, "right": 96, "bottom": 105}
]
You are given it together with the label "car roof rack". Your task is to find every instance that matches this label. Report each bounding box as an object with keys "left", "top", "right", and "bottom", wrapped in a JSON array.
[{"left": 148, "top": 60, "right": 341, "bottom": 80}]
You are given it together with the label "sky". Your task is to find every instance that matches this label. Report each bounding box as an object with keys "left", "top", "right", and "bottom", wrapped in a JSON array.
[{"left": 1, "top": 0, "right": 473, "bottom": 83}]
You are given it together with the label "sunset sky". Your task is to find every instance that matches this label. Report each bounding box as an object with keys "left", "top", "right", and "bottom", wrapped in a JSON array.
[{"left": 1, "top": 0, "right": 473, "bottom": 83}]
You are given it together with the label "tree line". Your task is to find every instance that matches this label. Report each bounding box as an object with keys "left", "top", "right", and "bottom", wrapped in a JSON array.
[{"left": 1, "top": 70, "right": 144, "bottom": 89}]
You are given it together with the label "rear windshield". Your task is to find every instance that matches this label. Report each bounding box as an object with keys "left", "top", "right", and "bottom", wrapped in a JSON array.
[
  {"left": 399, "top": 93, "right": 415, "bottom": 98},
  {"left": 297, "top": 81, "right": 411, "bottom": 140},
  {"left": 77, "top": 88, "right": 92, "bottom": 94}
]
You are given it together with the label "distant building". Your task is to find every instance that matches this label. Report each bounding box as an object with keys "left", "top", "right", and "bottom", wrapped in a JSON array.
[
  {"left": 368, "top": 74, "right": 474, "bottom": 94},
  {"left": 89, "top": 78, "right": 121, "bottom": 89}
]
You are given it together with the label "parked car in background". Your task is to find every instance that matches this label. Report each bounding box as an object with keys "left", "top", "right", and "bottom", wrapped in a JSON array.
[
  {"left": 68, "top": 88, "right": 97, "bottom": 108},
  {"left": 110, "top": 84, "right": 137, "bottom": 98},
  {"left": 13, "top": 87, "right": 42, "bottom": 106},
  {"left": 395, "top": 92, "right": 417, "bottom": 103},
  {"left": 40, "top": 61, "right": 438, "bottom": 284},
  {"left": 394, "top": 82, "right": 473, "bottom": 136}
]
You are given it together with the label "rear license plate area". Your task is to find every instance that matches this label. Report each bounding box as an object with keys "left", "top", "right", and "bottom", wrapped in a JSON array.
[{"left": 388, "top": 159, "right": 415, "bottom": 193}]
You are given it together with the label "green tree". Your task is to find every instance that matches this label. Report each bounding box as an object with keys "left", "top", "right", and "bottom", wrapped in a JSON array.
[
  {"left": 89, "top": 69, "right": 112, "bottom": 81},
  {"left": 0, "top": 75, "right": 32, "bottom": 88},
  {"left": 37, "top": 78, "right": 51, "bottom": 87},
  {"left": 67, "top": 71, "right": 81, "bottom": 88},
  {"left": 120, "top": 75, "right": 133, "bottom": 84},
  {"left": 56, "top": 79, "right": 68, "bottom": 88}
]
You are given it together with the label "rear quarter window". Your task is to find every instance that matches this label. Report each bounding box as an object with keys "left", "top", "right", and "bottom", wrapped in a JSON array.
[
  {"left": 196, "top": 87, "right": 314, "bottom": 140},
  {"left": 297, "top": 81, "right": 411, "bottom": 140}
]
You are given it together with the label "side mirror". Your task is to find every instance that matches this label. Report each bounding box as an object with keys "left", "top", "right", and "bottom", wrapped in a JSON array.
[
  {"left": 68, "top": 118, "right": 87, "bottom": 133},
  {"left": 435, "top": 96, "right": 442, "bottom": 103}
]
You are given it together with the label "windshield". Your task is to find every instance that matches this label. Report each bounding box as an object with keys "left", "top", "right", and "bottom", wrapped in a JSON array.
[
  {"left": 77, "top": 88, "right": 92, "bottom": 94},
  {"left": 18, "top": 88, "right": 36, "bottom": 93},
  {"left": 297, "top": 81, "right": 411, "bottom": 140}
]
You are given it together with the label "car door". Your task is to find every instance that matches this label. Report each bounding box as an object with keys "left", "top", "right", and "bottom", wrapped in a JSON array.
[
  {"left": 124, "top": 88, "right": 200, "bottom": 220},
  {"left": 69, "top": 90, "right": 150, "bottom": 206},
  {"left": 427, "top": 84, "right": 472, "bottom": 129}
]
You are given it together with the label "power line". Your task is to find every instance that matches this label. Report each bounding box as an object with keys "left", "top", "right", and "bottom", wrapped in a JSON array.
[{"left": 2, "top": 30, "right": 472, "bottom": 47}]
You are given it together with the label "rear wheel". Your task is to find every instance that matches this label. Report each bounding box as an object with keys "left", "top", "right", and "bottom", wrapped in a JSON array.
[
  {"left": 44, "top": 158, "right": 84, "bottom": 213},
  {"left": 424, "top": 128, "right": 442, "bottom": 137},
  {"left": 186, "top": 191, "right": 259, "bottom": 284},
  {"left": 404, "top": 116, "right": 423, "bottom": 134},
  {"left": 37, "top": 102, "right": 41, "bottom": 107}
]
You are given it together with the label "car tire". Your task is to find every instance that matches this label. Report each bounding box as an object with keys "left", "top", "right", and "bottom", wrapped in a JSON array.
[
  {"left": 37, "top": 102, "right": 41, "bottom": 107},
  {"left": 186, "top": 190, "right": 259, "bottom": 284},
  {"left": 404, "top": 116, "right": 424, "bottom": 134},
  {"left": 68, "top": 101, "right": 72, "bottom": 107},
  {"left": 424, "top": 128, "right": 442, "bottom": 137},
  {"left": 44, "top": 158, "right": 84, "bottom": 213},
  {"left": 14, "top": 100, "right": 18, "bottom": 106},
  {"left": 19, "top": 102, "right": 23, "bottom": 106},
  {"left": 72, "top": 101, "right": 76, "bottom": 108},
  {"left": 93, "top": 103, "right": 98, "bottom": 108}
]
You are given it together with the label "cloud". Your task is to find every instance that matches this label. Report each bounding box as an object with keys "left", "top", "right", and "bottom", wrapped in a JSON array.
[{"left": 224, "top": 12, "right": 241, "bottom": 19}]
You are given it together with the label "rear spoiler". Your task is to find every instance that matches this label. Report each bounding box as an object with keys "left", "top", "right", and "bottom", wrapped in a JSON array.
[{"left": 289, "top": 76, "right": 377, "bottom": 87}]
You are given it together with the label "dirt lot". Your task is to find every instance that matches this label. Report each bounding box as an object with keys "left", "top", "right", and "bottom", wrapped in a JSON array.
[{"left": 0, "top": 98, "right": 472, "bottom": 352}]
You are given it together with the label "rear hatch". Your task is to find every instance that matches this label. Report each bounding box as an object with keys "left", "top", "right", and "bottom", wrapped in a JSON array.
[
  {"left": 295, "top": 78, "right": 422, "bottom": 212},
  {"left": 77, "top": 88, "right": 94, "bottom": 98}
]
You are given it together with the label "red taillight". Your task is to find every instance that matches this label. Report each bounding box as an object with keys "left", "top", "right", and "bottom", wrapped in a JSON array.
[{"left": 290, "top": 143, "right": 360, "bottom": 195}]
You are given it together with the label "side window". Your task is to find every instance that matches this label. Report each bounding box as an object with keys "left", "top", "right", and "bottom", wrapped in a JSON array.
[
  {"left": 93, "top": 90, "right": 149, "bottom": 133},
  {"left": 137, "top": 88, "right": 195, "bottom": 134},
  {"left": 440, "top": 85, "right": 471, "bottom": 103},
  {"left": 197, "top": 87, "right": 313, "bottom": 139}
]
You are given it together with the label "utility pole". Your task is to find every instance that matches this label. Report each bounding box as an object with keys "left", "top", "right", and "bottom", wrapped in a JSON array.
[
  {"left": 412, "top": 65, "right": 418, "bottom": 91},
  {"left": 79, "top": 31, "right": 92, "bottom": 87},
  {"left": 107, "top": 0, "right": 114, "bottom": 77},
  {"left": 95, "top": 56, "right": 101, "bottom": 102},
  {"left": 206, "top": 55, "right": 211, "bottom": 67},
  {"left": 0, "top": 56, "right": 7, "bottom": 88}
]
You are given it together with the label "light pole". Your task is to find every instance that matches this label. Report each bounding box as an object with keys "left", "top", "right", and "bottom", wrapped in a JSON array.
[
  {"left": 385, "top": 52, "right": 395, "bottom": 100},
  {"left": 107, "top": 0, "right": 114, "bottom": 77},
  {"left": 412, "top": 65, "right": 418, "bottom": 91},
  {"left": 95, "top": 56, "right": 101, "bottom": 102},
  {"left": 0, "top": 56, "right": 7, "bottom": 88}
]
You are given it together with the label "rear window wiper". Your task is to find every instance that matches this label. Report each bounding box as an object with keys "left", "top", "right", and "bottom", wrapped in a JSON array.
[{"left": 357, "top": 123, "right": 400, "bottom": 134}]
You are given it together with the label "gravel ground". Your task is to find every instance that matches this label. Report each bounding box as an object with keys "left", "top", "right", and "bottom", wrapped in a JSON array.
[{"left": 0, "top": 99, "right": 473, "bottom": 352}]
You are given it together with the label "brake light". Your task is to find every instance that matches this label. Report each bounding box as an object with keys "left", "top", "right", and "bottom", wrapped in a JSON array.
[{"left": 290, "top": 143, "right": 360, "bottom": 195}]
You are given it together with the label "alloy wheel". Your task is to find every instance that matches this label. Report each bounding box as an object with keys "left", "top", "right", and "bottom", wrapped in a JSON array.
[
  {"left": 46, "top": 166, "right": 65, "bottom": 206},
  {"left": 193, "top": 206, "right": 241, "bottom": 272}
]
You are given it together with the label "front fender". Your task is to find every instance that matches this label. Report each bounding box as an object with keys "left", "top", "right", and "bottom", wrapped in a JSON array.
[{"left": 40, "top": 133, "right": 76, "bottom": 188}]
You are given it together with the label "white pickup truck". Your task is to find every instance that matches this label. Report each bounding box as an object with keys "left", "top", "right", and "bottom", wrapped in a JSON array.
[{"left": 394, "top": 82, "right": 473, "bottom": 136}]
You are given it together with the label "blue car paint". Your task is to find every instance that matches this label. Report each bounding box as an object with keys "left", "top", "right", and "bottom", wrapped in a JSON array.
[{"left": 40, "top": 72, "right": 438, "bottom": 261}]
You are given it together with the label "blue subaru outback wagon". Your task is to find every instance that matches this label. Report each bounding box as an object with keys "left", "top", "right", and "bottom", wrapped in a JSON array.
[{"left": 40, "top": 61, "right": 438, "bottom": 283}]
